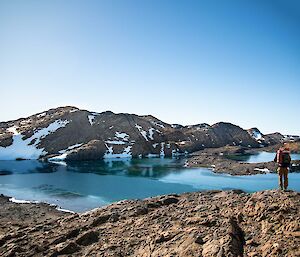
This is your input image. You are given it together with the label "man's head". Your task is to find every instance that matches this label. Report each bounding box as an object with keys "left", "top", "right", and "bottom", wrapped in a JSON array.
[{"left": 283, "top": 143, "right": 290, "bottom": 151}]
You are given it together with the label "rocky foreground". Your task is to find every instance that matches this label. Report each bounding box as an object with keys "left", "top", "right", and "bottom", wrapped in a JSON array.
[{"left": 0, "top": 190, "right": 299, "bottom": 257}]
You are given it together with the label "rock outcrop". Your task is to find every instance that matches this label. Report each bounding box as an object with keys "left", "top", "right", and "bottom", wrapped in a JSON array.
[
  {"left": 186, "top": 146, "right": 300, "bottom": 175},
  {"left": 0, "top": 190, "right": 299, "bottom": 256}
]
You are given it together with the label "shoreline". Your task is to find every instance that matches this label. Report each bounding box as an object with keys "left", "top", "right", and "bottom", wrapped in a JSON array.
[
  {"left": 185, "top": 146, "right": 300, "bottom": 176},
  {"left": 8, "top": 196, "right": 75, "bottom": 214},
  {"left": 1, "top": 144, "right": 299, "bottom": 177}
]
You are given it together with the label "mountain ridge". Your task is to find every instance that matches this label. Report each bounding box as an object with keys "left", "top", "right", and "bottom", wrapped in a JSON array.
[{"left": 0, "top": 106, "right": 297, "bottom": 161}]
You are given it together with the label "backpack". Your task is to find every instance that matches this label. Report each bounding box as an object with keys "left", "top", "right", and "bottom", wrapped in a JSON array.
[{"left": 277, "top": 150, "right": 291, "bottom": 165}]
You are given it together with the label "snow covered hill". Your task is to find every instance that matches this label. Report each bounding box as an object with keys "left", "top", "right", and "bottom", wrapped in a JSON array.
[{"left": 0, "top": 106, "right": 280, "bottom": 161}]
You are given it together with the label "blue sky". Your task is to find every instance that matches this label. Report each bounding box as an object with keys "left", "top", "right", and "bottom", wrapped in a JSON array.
[{"left": 0, "top": 0, "right": 299, "bottom": 135}]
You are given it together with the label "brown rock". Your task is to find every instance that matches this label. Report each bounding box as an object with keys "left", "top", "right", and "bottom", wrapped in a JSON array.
[{"left": 76, "top": 230, "right": 99, "bottom": 246}]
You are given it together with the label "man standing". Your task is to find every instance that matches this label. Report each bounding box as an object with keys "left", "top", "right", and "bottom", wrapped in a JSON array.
[{"left": 274, "top": 146, "right": 291, "bottom": 190}]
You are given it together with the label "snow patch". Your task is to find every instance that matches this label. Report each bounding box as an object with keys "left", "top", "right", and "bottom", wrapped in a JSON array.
[
  {"left": 254, "top": 168, "right": 270, "bottom": 173},
  {"left": 103, "top": 144, "right": 132, "bottom": 159},
  {"left": 7, "top": 126, "right": 19, "bottom": 135},
  {"left": 56, "top": 207, "right": 75, "bottom": 213},
  {"left": 0, "top": 120, "right": 69, "bottom": 160},
  {"left": 37, "top": 112, "right": 46, "bottom": 118},
  {"left": 152, "top": 143, "right": 158, "bottom": 148},
  {"left": 148, "top": 128, "right": 155, "bottom": 140},
  {"left": 49, "top": 143, "right": 83, "bottom": 162},
  {"left": 115, "top": 132, "right": 129, "bottom": 140},
  {"left": 160, "top": 142, "right": 165, "bottom": 158},
  {"left": 135, "top": 124, "right": 159, "bottom": 141},
  {"left": 49, "top": 160, "right": 67, "bottom": 166},
  {"left": 49, "top": 153, "right": 68, "bottom": 161},
  {"left": 58, "top": 143, "right": 83, "bottom": 154},
  {"left": 105, "top": 140, "right": 126, "bottom": 145},
  {"left": 146, "top": 153, "right": 160, "bottom": 158},
  {"left": 9, "top": 197, "right": 34, "bottom": 204},
  {"left": 248, "top": 129, "right": 264, "bottom": 141},
  {"left": 20, "top": 119, "right": 32, "bottom": 125},
  {"left": 88, "top": 115, "right": 96, "bottom": 126},
  {"left": 135, "top": 124, "right": 148, "bottom": 141}
]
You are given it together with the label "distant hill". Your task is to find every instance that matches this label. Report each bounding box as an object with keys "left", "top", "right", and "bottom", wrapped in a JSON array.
[
  {"left": 247, "top": 127, "right": 300, "bottom": 146},
  {"left": 0, "top": 106, "right": 296, "bottom": 161}
]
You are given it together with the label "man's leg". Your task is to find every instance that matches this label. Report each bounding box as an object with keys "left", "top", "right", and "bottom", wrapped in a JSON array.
[
  {"left": 278, "top": 168, "right": 283, "bottom": 190},
  {"left": 283, "top": 167, "right": 288, "bottom": 190}
]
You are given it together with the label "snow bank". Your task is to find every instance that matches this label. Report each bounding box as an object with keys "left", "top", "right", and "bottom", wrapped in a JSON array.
[
  {"left": 48, "top": 153, "right": 68, "bottom": 161},
  {"left": 9, "top": 197, "right": 35, "bottom": 204},
  {"left": 49, "top": 143, "right": 83, "bottom": 162},
  {"left": 56, "top": 207, "right": 75, "bottom": 213},
  {"left": 0, "top": 120, "right": 69, "bottom": 160},
  {"left": 254, "top": 168, "right": 270, "bottom": 173}
]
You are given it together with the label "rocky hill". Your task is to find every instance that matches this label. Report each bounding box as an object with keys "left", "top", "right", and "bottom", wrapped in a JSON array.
[
  {"left": 0, "top": 190, "right": 299, "bottom": 257},
  {"left": 247, "top": 128, "right": 300, "bottom": 146},
  {"left": 0, "top": 106, "right": 291, "bottom": 161}
]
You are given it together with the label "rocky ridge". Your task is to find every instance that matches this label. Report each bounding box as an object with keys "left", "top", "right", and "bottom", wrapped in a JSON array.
[
  {"left": 0, "top": 190, "right": 299, "bottom": 257},
  {"left": 0, "top": 106, "right": 264, "bottom": 161},
  {"left": 247, "top": 128, "right": 300, "bottom": 146}
]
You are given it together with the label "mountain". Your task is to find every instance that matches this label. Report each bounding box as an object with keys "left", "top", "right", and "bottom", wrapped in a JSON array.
[{"left": 0, "top": 106, "right": 285, "bottom": 161}]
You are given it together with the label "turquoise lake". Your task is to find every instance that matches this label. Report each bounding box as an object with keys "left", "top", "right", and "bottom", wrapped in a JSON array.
[
  {"left": 0, "top": 158, "right": 299, "bottom": 212},
  {"left": 226, "top": 151, "right": 300, "bottom": 163}
]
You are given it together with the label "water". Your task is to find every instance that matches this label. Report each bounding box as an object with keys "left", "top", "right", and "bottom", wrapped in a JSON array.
[
  {"left": 0, "top": 158, "right": 299, "bottom": 212},
  {"left": 226, "top": 151, "right": 300, "bottom": 163}
]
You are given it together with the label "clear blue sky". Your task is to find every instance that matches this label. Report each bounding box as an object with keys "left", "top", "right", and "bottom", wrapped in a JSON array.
[{"left": 1, "top": 0, "right": 299, "bottom": 135}]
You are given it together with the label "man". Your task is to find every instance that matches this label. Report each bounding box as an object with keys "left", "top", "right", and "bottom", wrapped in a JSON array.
[{"left": 274, "top": 145, "right": 291, "bottom": 191}]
